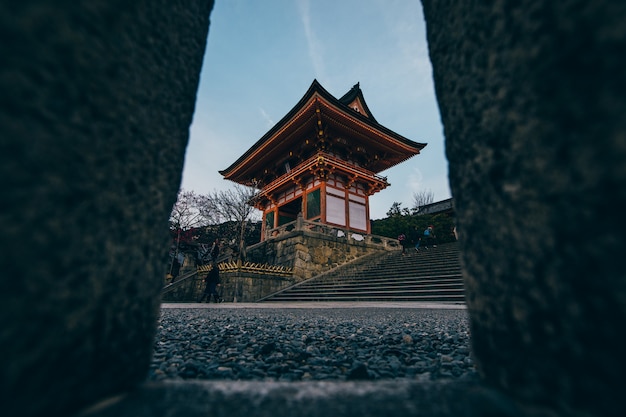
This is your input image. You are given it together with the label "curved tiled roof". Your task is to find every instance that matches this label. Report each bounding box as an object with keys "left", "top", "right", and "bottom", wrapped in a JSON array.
[{"left": 220, "top": 80, "right": 426, "bottom": 185}]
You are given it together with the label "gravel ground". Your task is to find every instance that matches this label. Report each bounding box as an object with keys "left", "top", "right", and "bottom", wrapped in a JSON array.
[{"left": 148, "top": 307, "right": 478, "bottom": 383}]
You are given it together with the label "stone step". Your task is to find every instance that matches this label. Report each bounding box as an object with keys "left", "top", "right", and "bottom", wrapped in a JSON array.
[
  {"left": 288, "top": 281, "right": 463, "bottom": 289},
  {"left": 263, "top": 241, "right": 465, "bottom": 303},
  {"left": 295, "top": 275, "right": 463, "bottom": 289},
  {"left": 267, "top": 290, "right": 465, "bottom": 298},
  {"left": 280, "top": 287, "right": 465, "bottom": 299},
  {"left": 285, "top": 285, "right": 464, "bottom": 296},
  {"left": 368, "top": 260, "right": 462, "bottom": 269},
  {"left": 266, "top": 292, "right": 466, "bottom": 302},
  {"left": 276, "top": 284, "right": 464, "bottom": 294},
  {"left": 342, "top": 267, "right": 463, "bottom": 280}
]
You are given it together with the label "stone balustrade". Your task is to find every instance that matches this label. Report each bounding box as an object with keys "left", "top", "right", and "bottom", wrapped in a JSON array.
[{"left": 264, "top": 216, "right": 400, "bottom": 251}]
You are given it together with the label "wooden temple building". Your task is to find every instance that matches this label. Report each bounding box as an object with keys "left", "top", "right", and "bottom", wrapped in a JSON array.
[{"left": 220, "top": 80, "right": 426, "bottom": 241}]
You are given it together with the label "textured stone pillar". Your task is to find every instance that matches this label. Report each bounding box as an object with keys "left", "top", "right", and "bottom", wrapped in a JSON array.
[
  {"left": 422, "top": 1, "right": 626, "bottom": 415},
  {"left": 0, "top": 2, "right": 214, "bottom": 416}
]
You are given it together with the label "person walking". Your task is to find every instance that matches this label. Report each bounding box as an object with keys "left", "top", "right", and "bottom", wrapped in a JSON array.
[
  {"left": 198, "top": 263, "right": 223, "bottom": 303},
  {"left": 410, "top": 225, "right": 422, "bottom": 252},
  {"left": 398, "top": 233, "right": 408, "bottom": 255},
  {"left": 415, "top": 236, "right": 422, "bottom": 252},
  {"left": 423, "top": 225, "right": 437, "bottom": 249}
]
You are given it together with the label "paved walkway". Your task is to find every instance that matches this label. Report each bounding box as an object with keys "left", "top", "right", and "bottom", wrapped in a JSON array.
[{"left": 161, "top": 301, "right": 467, "bottom": 309}]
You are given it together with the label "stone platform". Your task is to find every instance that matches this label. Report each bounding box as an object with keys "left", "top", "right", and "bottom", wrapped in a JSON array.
[
  {"left": 79, "top": 303, "right": 525, "bottom": 417},
  {"left": 78, "top": 379, "right": 523, "bottom": 417}
]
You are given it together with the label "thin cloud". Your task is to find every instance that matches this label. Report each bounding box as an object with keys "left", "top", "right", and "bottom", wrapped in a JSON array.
[
  {"left": 297, "top": 0, "right": 325, "bottom": 79},
  {"left": 181, "top": 1, "right": 450, "bottom": 219},
  {"left": 259, "top": 107, "right": 275, "bottom": 128},
  {"left": 408, "top": 167, "right": 425, "bottom": 193},
  {"left": 372, "top": 0, "right": 434, "bottom": 98}
]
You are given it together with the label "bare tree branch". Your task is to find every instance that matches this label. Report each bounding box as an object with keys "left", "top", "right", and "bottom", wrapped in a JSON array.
[
  {"left": 412, "top": 189, "right": 435, "bottom": 211},
  {"left": 209, "top": 184, "right": 261, "bottom": 261},
  {"left": 196, "top": 193, "right": 221, "bottom": 226},
  {"left": 169, "top": 189, "right": 205, "bottom": 231}
]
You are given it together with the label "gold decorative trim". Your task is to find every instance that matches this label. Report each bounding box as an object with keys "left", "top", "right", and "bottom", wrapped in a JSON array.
[{"left": 198, "top": 262, "right": 293, "bottom": 277}]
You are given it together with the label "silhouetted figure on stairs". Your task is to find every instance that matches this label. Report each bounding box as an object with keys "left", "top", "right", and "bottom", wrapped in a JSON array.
[{"left": 198, "top": 263, "right": 223, "bottom": 303}]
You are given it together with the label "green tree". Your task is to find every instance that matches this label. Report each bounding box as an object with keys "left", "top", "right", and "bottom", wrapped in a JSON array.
[
  {"left": 386, "top": 201, "right": 403, "bottom": 217},
  {"left": 372, "top": 208, "right": 456, "bottom": 246}
]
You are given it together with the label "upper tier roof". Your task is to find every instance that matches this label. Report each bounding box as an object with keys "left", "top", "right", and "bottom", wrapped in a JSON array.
[{"left": 220, "top": 80, "right": 426, "bottom": 186}]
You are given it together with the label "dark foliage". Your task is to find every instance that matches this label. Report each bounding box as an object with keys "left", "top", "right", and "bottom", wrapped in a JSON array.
[{"left": 371, "top": 213, "right": 456, "bottom": 245}]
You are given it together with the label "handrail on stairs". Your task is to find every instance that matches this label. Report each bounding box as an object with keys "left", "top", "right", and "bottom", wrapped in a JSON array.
[
  {"left": 161, "top": 269, "right": 198, "bottom": 295},
  {"left": 255, "top": 250, "right": 394, "bottom": 302}
]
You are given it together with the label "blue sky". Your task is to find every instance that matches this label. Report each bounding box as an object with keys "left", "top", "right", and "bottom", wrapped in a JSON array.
[{"left": 181, "top": 0, "right": 450, "bottom": 220}]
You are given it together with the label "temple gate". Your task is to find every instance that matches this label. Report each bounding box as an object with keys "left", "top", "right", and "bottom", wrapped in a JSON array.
[{"left": 220, "top": 80, "right": 426, "bottom": 241}]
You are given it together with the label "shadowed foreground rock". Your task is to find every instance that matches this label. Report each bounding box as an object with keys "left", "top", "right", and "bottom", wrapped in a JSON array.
[
  {"left": 2, "top": 1, "right": 625, "bottom": 417},
  {"left": 422, "top": 1, "right": 626, "bottom": 416},
  {"left": 78, "top": 380, "right": 523, "bottom": 417},
  {"left": 0, "top": 2, "right": 214, "bottom": 416}
]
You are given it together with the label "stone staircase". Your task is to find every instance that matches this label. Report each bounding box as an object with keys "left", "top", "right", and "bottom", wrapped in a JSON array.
[{"left": 262, "top": 241, "right": 465, "bottom": 303}]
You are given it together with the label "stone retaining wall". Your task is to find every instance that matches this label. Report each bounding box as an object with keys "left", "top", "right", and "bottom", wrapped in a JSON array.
[
  {"left": 162, "top": 270, "right": 295, "bottom": 303},
  {"left": 163, "top": 227, "right": 397, "bottom": 302},
  {"left": 248, "top": 231, "right": 392, "bottom": 279},
  {"left": 219, "top": 272, "right": 295, "bottom": 303}
]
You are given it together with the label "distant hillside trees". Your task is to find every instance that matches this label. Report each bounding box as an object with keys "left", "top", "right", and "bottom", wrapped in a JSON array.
[
  {"left": 372, "top": 201, "right": 456, "bottom": 246},
  {"left": 387, "top": 190, "right": 436, "bottom": 217}
]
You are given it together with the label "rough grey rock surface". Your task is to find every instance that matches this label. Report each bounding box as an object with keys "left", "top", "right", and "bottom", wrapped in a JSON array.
[
  {"left": 80, "top": 379, "right": 525, "bottom": 417},
  {"left": 148, "top": 308, "right": 478, "bottom": 383},
  {"left": 0, "top": 2, "right": 214, "bottom": 417},
  {"left": 422, "top": 1, "right": 626, "bottom": 416},
  {"left": 4, "top": 1, "right": 625, "bottom": 417}
]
